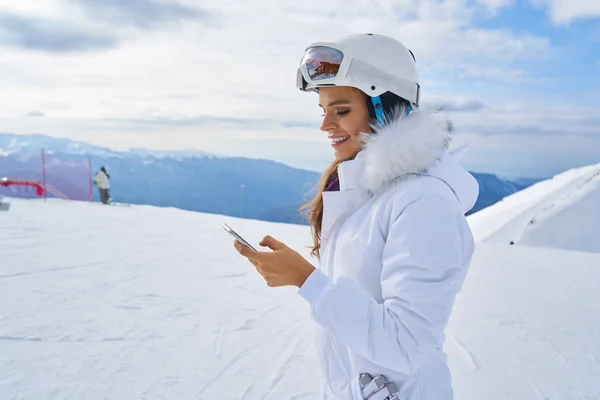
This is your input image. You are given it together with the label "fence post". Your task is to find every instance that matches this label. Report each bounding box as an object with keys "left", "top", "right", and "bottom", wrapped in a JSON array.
[
  {"left": 41, "top": 148, "right": 47, "bottom": 201},
  {"left": 88, "top": 156, "right": 93, "bottom": 201}
]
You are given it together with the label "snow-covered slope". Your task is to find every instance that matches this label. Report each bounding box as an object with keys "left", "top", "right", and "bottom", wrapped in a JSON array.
[
  {"left": 469, "top": 161, "right": 600, "bottom": 253},
  {"left": 1, "top": 161, "right": 600, "bottom": 399},
  {"left": 445, "top": 243, "right": 600, "bottom": 399},
  {"left": 0, "top": 199, "right": 320, "bottom": 399}
]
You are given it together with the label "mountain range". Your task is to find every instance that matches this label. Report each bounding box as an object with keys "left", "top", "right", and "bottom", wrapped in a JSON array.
[{"left": 0, "top": 133, "right": 543, "bottom": 223}]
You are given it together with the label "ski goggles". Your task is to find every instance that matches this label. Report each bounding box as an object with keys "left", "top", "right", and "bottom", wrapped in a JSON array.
[
  {"left": 296, "top": 43, "right": 420, "bottom": 106},
  {"left": 300, "top": 46, "right": 344, "bottom": 83},
  {"left": 296, "top": 44, "right": 349, "bottom": 92}
]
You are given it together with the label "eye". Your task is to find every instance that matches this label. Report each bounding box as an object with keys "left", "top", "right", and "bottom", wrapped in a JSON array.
[{"left": 320, "top": 108, "right": 350, "bottom": 117}]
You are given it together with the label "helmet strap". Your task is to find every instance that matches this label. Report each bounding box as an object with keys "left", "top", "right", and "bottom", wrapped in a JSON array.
[
  {"left": 367, "top": 93, "right": 413, "bottom": 129},
  {"left": 371, "top": 96, "right": 385, "bottom": 127}
]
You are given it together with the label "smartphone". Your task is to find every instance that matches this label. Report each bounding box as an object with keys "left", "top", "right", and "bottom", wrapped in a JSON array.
[{"left": 222, "top": 223, "right": 257, "bottom": 251}]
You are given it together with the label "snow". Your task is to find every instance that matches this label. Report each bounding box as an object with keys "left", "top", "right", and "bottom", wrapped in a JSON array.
[
  {"left": 446, "top": 243, "right": 600, "bottom": 399},
  {"left": 469, "top": 161, "right": 600, "bottom": 252},
  {"left": 0, "top": 200, "right": 319, "bottom": 399},
  {"left": 1, "top": 161, "right": 600, "bottom": 399},
  {"left": 123, "top": 148, "right": 225, "bottom": 160}
]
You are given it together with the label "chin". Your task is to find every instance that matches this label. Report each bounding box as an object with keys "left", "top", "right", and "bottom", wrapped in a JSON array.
[{"left": 333, "top": 141, "right": 359, "bottom": 160}]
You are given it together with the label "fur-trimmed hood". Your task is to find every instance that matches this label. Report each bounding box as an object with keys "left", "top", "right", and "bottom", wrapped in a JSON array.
[{"left": 339, "top": 106, "right": 478, "bottom": 214}]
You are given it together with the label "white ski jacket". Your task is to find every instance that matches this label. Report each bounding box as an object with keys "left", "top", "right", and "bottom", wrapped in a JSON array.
[
  {"left": 94, "top": 170, "right": 110, "bottom": 189},
  {"left": 298, "top": 107, "right": 479, "bottom": 400}
]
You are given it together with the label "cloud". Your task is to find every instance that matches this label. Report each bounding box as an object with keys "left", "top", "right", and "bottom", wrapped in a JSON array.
[
  {"left": 474, "top": 0, "right": 516, "bottom": 15},
  {"left": 0, "top": 0, "right": 597, "bottom": 178},
  {"left": 475, "top": 124, "right": 570, "bottom": 137},
  {"left": 68, "top": 0, "right": 210, "bottom": 29},
  {"left": 0, "top": 1, "right": 212, "bottom": 54},
  {"left": 0, "top": 12, "right": 117, "bottom": 52},
  {"left": 26, "top": 110, "right": 45, "bottom": 117},
  {"left": 103, "top": 115, "right": 315, "bottom": 130},
  {"left": 530, "top": 0, "right": 600, "bottom": 24},
  {"left": 454, "top": 104, "right": 600, "bottom": 139},
  {"left": 426, "top": 96, "right": 486, "bottom": 112}
]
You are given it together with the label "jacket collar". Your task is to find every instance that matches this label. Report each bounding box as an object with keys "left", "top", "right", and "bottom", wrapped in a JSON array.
[{"left": 338, "top": 105, "right": 452, "bottom": 194}]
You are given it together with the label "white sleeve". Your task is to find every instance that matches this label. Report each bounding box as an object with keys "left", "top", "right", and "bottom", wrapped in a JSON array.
[{"left": 298, "top": 193, "right": 467, "bottom": 374}]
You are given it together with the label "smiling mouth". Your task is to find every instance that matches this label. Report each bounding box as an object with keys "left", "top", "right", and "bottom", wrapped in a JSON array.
[{"left": 329, "top": 136, "right": 350, "bottom": 147}]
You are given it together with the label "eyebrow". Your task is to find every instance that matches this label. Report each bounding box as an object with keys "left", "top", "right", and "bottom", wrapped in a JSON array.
[{"left": 318, "top": 100, "right": 352, "bottom": 108}]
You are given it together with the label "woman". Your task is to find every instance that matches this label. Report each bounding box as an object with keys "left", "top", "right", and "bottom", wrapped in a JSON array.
[{"left": 234, "top": 33, "right": 479, "bottom": 399}]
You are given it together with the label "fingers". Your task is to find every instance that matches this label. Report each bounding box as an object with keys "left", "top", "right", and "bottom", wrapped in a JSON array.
[
  {"left": 259, "top": 235, "right": 286, "bottom": 251},
  {"left": 233, "top": 239, "right": 285, "bottom": 287},
  {"left": 234, "top": 240, "right": 264, "bottom": 262},
  {"left": 234, "top": 241, "right": 254, "bottom": 257}
]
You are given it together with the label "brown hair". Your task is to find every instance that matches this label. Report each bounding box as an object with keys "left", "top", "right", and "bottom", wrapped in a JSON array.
[
  {"left": 300, "top": 158, "right": 344, "bottom": 260},
  {"left": 301, "top": 87, "right": 373, "bottom": 259}
]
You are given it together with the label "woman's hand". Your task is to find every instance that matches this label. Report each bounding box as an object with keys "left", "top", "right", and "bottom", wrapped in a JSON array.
[{"left": 234, "top": 236, "right": 316, "bottom": 288}]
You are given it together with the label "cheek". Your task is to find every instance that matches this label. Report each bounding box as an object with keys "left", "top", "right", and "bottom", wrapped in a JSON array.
[{"left": 341, "top": 113, "right": 370, "bottom": 137}]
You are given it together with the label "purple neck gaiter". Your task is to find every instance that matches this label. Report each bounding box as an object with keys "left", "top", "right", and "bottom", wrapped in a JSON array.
[{"left": 325, "top": 171, "right": 340, "bottom": 192}]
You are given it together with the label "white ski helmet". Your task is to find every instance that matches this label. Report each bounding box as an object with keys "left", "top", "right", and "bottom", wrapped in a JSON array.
[{"left": 296, "top": 33, "right": 420, "bottom": 110}]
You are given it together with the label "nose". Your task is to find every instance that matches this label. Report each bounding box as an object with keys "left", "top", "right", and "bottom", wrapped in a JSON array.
[{"left": 320, "top": 111, "right": 337, "bottom": 133}]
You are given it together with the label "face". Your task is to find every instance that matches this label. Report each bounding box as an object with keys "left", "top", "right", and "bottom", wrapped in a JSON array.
[{"left": 318, "top": 86, "right": 371, "bottom": 161}]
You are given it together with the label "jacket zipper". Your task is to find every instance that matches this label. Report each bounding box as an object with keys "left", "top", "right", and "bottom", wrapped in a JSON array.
[{"left": 321, "top": 165, "right": 362, "bottom": 398}]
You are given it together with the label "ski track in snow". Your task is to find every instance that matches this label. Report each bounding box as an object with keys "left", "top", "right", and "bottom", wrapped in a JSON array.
[
  {"left": 257, "top": 303, "right": 284, "bottom": 319},
  {"left": 263, "top": 336, "right": 308, "bottom": 398},
  {"left": 235, "top": 317, "right": 256, "bottom": 331},
  {"left": 450, "top": 336, "right": 480, "bottom": 370},
  {"left": 0, "top": 335, "right": 126, "bottom": 343},
  {"left": 212, "top": 272, "right": 247, "bottom": 279},
  {"left": 213, "top": 326, "right": 224, "bottom": 359},
  {"left": 528, "top": 170, "right": 599, "bottom": 225},
  {"left": 0, "top": 261, "right": 106, "bottom": 280},
  {"left": 239, "top": 382, "right": 256, "bottom": 399},
  {"left": 193, "top": 343, "right": 259, "bottom": 397},
  {"left": 288, "top": 393, "right": 321, "bottom": 400},
  {"left": 527, "top": 380, "right": 549, "bottom": 400},
  {"left": 547, "top": 341, "right": 568, "bottom": 365}
]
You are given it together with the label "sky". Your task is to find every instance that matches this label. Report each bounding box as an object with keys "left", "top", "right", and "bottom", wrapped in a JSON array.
[{"left": 0, "top": 0, "right": 598, "bottom": 178}]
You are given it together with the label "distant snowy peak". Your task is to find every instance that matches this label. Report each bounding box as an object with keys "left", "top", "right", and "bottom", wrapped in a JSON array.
[
  {"left": 0, "top": 133, "right": 118, "bottom": 159},
  {"left": 122, "top": 148, "right": 225, "bottom": 160},
  {"left": 0, "top": 133, "right": 225, "bottom": 160}
]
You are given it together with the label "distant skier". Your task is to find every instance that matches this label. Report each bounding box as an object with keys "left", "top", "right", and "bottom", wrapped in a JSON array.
[{"left": 94, "top": 166, "right": 111, "bottom": 204}]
